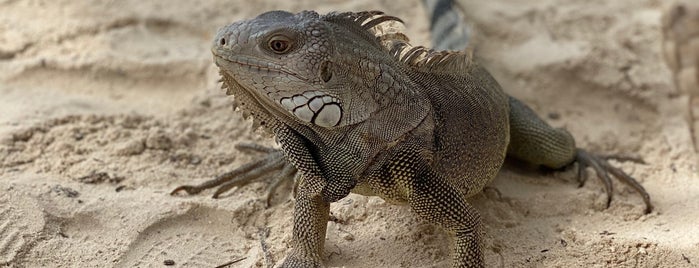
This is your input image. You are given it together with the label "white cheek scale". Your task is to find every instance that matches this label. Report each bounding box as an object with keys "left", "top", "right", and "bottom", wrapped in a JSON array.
[{"left": 279, "top": 91, "right": 342, "bottom": 127}]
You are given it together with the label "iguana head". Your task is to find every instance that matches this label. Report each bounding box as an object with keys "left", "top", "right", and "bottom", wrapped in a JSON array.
[{"left": 212, "top": 10, "right": 417, "bottom": 132}]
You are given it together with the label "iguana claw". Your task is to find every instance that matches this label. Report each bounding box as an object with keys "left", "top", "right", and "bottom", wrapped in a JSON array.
[
  {"left": 575, "top": 149, "right": 652, "bottom": 214},
  {"left": 170, "top": 143, "right": 297, "bottom": 207}
]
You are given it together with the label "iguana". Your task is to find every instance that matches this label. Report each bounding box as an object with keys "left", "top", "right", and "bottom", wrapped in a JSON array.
[{"left": 171, "top": 10, "right": 652, "bottom": 267}]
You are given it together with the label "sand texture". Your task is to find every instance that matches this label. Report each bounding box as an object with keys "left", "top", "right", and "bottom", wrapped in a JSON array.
[{"left": 1, "top": 0, "right": 698, "bottom": 267}]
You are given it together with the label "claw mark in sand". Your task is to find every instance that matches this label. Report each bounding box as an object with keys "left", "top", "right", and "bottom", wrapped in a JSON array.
[{"left": 115, "top": 207, "right": 253, "bottom": 268}]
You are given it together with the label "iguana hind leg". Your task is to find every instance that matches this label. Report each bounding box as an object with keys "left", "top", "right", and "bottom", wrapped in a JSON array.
[
  {"left": 575, "top": 149, "right": 652, "bottom": 213},
  {"left": 170, "top": 143, "right": 297, "bottom": 206},
  {"left": 506, "top": 96, "right": 652, "bottom": 213}
]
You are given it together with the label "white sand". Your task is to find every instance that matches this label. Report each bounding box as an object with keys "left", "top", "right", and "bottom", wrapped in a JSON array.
[{"left": 1, "top": 0, "right": 697, "bottom": 267}]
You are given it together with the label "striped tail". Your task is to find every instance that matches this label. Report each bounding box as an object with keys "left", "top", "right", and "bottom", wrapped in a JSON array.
[{"left": 422, "top": 0, "right": 471, "bottom": 50}]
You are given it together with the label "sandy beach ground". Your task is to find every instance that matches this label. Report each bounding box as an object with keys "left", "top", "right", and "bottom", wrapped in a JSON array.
[{"left": 1, "top": 0, "right": 698, "bottom": 267}]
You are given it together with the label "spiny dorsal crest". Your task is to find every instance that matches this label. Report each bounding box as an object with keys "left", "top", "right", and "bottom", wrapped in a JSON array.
[{"left": 327, "top": 11, "right": 474, "bottom": 73}]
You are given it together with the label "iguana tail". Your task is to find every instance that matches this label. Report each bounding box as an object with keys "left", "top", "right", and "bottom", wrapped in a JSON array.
[{"left": 422, "top": 0, "right": 471, "bottom": 50}]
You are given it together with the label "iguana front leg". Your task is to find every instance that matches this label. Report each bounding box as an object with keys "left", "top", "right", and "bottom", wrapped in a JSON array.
[
  {"left": 272, "top": 126, "right": 343, "bottom": 268},
  {"left": 409, "top": 171, "right": 484, "bottom": 268},
  {"left": 281, "top": 181, "right": 330, "bottom": 268}
]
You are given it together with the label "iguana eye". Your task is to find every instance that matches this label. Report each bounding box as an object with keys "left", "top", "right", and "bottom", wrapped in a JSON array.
[{"left": 268, "top": 35, "right": 292, "bottom": 54}]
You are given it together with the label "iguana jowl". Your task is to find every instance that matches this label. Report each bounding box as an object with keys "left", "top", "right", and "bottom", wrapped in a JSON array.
[{"left": 172, "top": 10, "right": 652, "bottom": 267}]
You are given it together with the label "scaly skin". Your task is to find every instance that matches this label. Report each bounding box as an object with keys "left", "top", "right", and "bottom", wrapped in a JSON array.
[{"left": 172, "top": 10, "right": 652, "bottom": 267}]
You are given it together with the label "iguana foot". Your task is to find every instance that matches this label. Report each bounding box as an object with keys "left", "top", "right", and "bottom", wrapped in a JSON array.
[
  {"left": 278, "top": 254, "right": 324, "bottom": 268},
  {"left": 170, "top": 143, "right": 297, "bottom": 207},
  {"left": 575, "top": 149, "right": 652, "bottom": 214}
]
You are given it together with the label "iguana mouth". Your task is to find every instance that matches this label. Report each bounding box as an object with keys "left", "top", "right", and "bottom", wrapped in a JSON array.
[{"left": 213, "top": 53, "right": 306, "bottom": 80}]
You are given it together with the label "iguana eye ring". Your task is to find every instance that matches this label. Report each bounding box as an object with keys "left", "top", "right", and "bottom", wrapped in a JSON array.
[{"left": 268, "top": 35, "right": 292, "bottom": 54}]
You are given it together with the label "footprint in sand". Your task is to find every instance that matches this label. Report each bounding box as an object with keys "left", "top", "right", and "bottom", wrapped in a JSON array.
[
  {"left": 0, "top": 192, "right": 45, "bottom": 265},
  {"left": 116, "top": 206, "right": 258, "bottom": 268}
]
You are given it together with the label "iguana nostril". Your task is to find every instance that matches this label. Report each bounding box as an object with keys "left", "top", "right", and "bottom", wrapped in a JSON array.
[{"left": 219, "top": 37, "right": 226, "bottom": 46}]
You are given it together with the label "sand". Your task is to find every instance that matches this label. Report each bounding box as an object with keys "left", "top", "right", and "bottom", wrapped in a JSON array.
[{"left": 1, "top": 0, "right": 697, "bottom": 267}]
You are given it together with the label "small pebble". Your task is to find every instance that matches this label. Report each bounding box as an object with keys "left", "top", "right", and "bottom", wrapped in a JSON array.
[
  {"left": 342, "top": 232, "right": 355, "bottom": 241},
  {"left": 116, "top": 139, "right": 146, "bottom": 156},
  {"left": 146, "top": 133, "right": 172, "bottom": 150}
]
